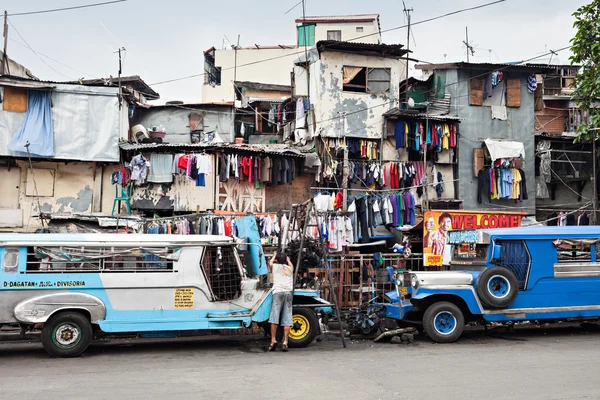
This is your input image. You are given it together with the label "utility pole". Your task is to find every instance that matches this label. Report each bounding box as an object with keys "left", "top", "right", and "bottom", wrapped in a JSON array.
[
  {"left": 403, "top": 2, "right": 413, "bottom": 106},
  {"left": 114, "top": 47, "right": 125, "bottom": 109},
  {"left": 1, "top": 11, "right": 9, "bottom": 76},
  {"left": 463, "top": 27, "right": 475, "bottom": 63}
]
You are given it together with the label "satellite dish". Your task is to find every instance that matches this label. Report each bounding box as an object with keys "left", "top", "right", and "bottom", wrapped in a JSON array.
[{"left": 407, "top": 98, "right": 415, "bottom": 108}]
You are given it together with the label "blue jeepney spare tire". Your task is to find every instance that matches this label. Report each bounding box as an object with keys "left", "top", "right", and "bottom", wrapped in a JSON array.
[{"left": 476, "top": 267, "right": 519, "bottom": 308}]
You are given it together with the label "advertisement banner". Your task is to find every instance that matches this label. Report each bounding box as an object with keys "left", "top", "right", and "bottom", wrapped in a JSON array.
[{"left": 423, "top": 210, "right": 526, "bottom": 267}]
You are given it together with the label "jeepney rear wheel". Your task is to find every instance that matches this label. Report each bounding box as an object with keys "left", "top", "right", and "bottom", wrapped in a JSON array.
[
  {"left": 41, "top": 311, "right": 92, "bottom": 358},
  {"left": 286, "top": 307, "right": 319, "bottom": 348},
  {"left": 423, "top": 301, "right": 464, "bottom": 343}
]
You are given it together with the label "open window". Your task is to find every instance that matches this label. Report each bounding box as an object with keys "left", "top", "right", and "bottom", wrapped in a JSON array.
[
  {"left": 343, "top": 66, "right": 391, "bottom": 94},
  {"left": 3, "top": 248, "right": 19, "bottom": 273},
  {"left": 24, "top": 246, "right": 178, "bottom": 272},
  {"left": 202, "top": 246, "right": 242, "bottom": 301},
  {"left": 554, "top": 239, "right": 594, "bottom": 262},
  {"left": 204, "top": 48, "right": 221, "bottom": 86}
]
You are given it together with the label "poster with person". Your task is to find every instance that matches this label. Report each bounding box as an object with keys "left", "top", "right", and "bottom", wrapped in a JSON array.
[{"left": 423, "top": 210, "right": 527, "bottom": 267}]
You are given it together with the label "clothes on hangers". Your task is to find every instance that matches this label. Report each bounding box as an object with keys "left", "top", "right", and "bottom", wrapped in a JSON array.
[{"left": 477, "top": 164, "right": 528, "bottom": 203}]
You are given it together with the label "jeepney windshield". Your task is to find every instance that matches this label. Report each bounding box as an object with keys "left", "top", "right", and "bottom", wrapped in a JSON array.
[{"left": 448, "top": 230, "right": 489, "bottom": 268}]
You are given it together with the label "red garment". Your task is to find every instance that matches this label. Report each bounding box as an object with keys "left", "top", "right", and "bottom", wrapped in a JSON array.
[
  {"left": 241, "top": 157, "right": 253, "bottom": 182},
  {"left": 334, "top": 192, "right": 344, "bottom": 209},
  {"left": 390, "top": 163, "right": 398, "bottom": 189},
  {"left": 177, "top": 155, "right": 190, "bottom": 170},
  {"left": 224, "top": 219, "right": 233, "bottom": 236},
  {"left": 449, "top": 124, "right": 457, "bottom": 148}
]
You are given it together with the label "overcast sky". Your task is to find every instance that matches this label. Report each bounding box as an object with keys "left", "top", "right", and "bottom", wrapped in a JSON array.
[{"left": 3, "top": 0, "right": 588, "bottom": 103}]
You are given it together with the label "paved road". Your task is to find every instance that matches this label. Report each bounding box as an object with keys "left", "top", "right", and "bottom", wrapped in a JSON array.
[{"left": 1, "top": 325, "right": 599, "bottom": 400}]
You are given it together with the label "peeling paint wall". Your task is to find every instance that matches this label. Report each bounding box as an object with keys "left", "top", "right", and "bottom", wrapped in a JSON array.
[
  {"left": 131, "top": 106, "right": 235, "bottom": 144},
  {"left": 310, "top": 52, "right": 405, "bottom": 139},
  {"left": 5, "top": 161, "right": 105, "bottom": 232}
]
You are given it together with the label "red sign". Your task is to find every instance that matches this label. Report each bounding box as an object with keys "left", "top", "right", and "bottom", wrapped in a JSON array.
[{"left": 423, "top": 210, "right": 527, "bottom": 267}]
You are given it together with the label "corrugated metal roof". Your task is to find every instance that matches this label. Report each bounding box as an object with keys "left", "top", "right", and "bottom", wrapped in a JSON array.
[
  {"left": 415, "top": 62, "right": 557, "bottom": 72},
  {"left": 383, "top": 108, "right": 462, "bottom": 122},
  {"left": 119, "top": 142, "right": 306, "bottom": 157},
  {"left": 296, "top": 14, "right": 379, "bottom": 23}
]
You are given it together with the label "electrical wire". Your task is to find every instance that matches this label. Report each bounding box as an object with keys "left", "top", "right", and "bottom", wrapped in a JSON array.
[
  {"left": 8, "top": 0, "right": 127, "bottom": 17},
  {"left": 149, "top": 0, "right": 507, "bottom": 86},
  {"left": 8, "top": 37, "right": 99, "bottom": 79},
  {"left": 7, "top": 18, "right": 73, "bottom": 80}
]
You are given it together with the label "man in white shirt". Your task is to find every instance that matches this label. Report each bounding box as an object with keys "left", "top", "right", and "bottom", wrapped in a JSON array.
[{"left": 268, "top": 252, "right": 294, "bottom": 352}]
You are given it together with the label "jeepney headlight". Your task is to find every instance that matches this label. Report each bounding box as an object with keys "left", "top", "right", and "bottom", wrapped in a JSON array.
[{"left": 410, "top": 274, "right": 419, "bottom": 289}]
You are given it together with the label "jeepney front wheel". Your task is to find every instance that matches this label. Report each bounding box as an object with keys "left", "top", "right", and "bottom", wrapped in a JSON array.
[
  {"left": 41, "top": 311, "right": 92, "bottom": 358},
  {"left": 278, "top": 307, "right": 319, "bottom": 348},
  {"left": 423, "top": 302, "right": 464, "bottom": 343}
]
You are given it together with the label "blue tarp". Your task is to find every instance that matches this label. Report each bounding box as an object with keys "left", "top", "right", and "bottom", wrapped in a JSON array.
[
  {"left": 234, "top": 216, "right": 269, "bottom": 276},
  {"left": 8, "top": 90, "right": 55, "bottom": 157}
]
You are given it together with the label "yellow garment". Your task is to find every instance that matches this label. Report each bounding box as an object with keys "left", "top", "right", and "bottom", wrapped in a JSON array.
[
  {"left": 512, "top": 168, "right": 521, "bottom": 199},
  {"left": 405, "top": 123, "right": 409, "bottom": 148},
  {"left": 442, "top": 124, "right": 450, "bottom": 150},
  {"left": 366, "top": 141, "right": 372, "bottom": 159}
]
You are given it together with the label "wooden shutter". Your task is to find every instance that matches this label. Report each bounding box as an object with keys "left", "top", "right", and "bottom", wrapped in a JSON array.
[
  {"left": 506, "top": 79, "right": 521, "bottom": 107},
  {"left": 469, "top": 78, "right": 483, "bottom": 106},
  {"left": 3, "top": 87, "right": 28, "bottom": 112},
  {"left": 473, "top": 148, "right": 485, "bottom": 177}
]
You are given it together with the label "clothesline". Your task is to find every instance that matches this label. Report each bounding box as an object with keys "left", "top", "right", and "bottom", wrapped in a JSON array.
[
  {"left": 143, "top": 210, "right": 289, "bottom": 222},
  {"left": 310, "top": 178, "right": 459, "bottom": 193}
]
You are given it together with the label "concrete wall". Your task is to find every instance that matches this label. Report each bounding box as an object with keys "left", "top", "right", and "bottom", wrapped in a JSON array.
[
  {"left": 310, "top": 53, "right": 405, "bottom": 139},
  {"left": 202, "top": 48, "right": 299, "bottom": 104},
  {"left": 312, "top": 21, "right": 380, "bottom": 44},
  {"left": 447, "top": 69, "right": 536, "bottom": 213},
  {"left": 131, "top": 106, "right": 235, "bottom": 143},
  {"left": 0, "top": 161, "right": 113, "bottom": 232}
]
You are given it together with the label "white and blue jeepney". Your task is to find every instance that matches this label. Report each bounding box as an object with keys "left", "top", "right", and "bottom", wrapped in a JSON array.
[{"left": 0, "top": 227, "right": 332, "bottom": 357}]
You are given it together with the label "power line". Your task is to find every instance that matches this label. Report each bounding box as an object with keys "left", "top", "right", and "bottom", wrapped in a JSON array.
[
  {"left": 8, "top": 37, "right": 98, "bottom": 78},
  {"left": 149, "top": 0, "right": 507, "bottom": 86},
  {"left": 8, "top": 0, "right": 127, "bottom": 17},
  {"left": 285, "top": 0, "right": 303, "bottom": 15},
  {"left": 7, "top": 18, "right": 73, "bottom": 80}
]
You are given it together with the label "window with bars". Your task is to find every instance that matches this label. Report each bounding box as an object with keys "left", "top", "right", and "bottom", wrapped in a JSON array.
[
  {"left": 202, "top": 246, "right": 242, "bottom": 301},
  {"left": 24, "top": 246, "right": 178, "bottom": 273},
  {"left": 495, "top": 240, "right": 531, "bottom": 290}
]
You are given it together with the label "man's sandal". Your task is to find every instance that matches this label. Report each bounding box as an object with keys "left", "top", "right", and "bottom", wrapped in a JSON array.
[{"left": 268, "top": 342, "right": 278, "bottom": 352}]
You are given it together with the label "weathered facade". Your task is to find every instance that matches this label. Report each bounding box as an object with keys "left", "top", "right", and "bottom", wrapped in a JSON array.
[
  {"left": 307, "top": 41, "right": 407, "bottom": 139},
  {"left": 0, "top": 76, "right": 135, "bottom": 231},
  {"left": 417, "top": 62, "right": 555, "bottom": 214}
]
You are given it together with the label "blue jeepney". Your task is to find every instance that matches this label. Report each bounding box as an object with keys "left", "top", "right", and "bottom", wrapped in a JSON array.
[{"left": 379, "top": 226, "right": 600, "bottom": 342}]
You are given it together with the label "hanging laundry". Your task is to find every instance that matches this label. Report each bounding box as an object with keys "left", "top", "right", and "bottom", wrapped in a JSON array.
[{"left": 527, "top": 74, "right": 538, "bottom": 94}]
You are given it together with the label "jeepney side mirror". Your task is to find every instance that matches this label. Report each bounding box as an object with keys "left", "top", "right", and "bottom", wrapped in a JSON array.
[{"left": 492, "top": 244, "right": 502, "bottom": 261}]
